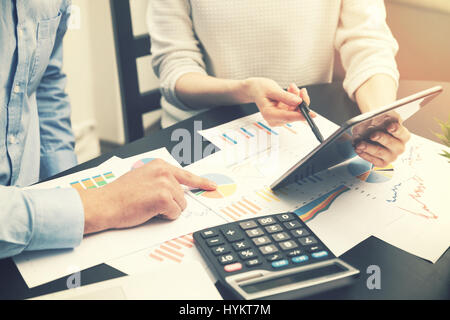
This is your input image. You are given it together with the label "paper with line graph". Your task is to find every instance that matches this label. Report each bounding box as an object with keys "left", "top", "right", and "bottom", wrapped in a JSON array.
[{"left": 329, "top": 134, "right": 450, "bottom": 262}]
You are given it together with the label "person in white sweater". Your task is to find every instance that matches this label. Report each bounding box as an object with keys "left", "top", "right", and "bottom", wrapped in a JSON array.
[{"left": 147, "top": 0, "right": 410, "bottom": 167}]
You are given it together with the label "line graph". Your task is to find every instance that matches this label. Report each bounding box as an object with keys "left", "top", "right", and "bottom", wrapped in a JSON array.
[{"left": 396, "top": 175, "right": 438, "bottom": 220}]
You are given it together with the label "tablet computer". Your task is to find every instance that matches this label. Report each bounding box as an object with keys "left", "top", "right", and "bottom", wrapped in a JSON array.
[{"left": 269, "top": 86, "right": 443, "bottom": 189}]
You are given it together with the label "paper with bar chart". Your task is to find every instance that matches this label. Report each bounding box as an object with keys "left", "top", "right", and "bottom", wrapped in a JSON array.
[
  {"left": 186, "top": 152, "right": 400, "bottom": 256},
  {"left": 185, "top": 152, "right": 293, "bottom": 222},
  {"left": 107, "top": 232, "right": 218, "bottom": 284},
  {"left": 14, "top": 148, "right": 226, "bottom": 288},
  {"left": 199, "top": 112, "right": 339, "bottom": 170}
]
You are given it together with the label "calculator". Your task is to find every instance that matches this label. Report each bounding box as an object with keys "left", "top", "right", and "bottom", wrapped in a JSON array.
[{"left": 193, "top": 212, "right": 359, "bottom": 300}]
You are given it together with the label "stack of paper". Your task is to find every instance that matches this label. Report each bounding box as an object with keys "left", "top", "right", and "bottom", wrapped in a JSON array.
[{"left": 14, "top": 112, "right": 450, "bottom": 295}]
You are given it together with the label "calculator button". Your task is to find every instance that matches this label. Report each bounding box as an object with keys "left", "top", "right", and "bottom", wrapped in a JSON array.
[
  {"left": 292, "top": 255, "right": 309, "bottom": 264},
  {"left": 238, "top": 249, "right": 257, "bottom": 260},
  {"left": 252, "top": 236, "right": 271, "bottom": 246},
  {"left": 312, "top": 251, "right": 329, "bottom": 259},
  {"left": 265, "top": 224, "right": 283, "bottom": 234},
  {"left": 259, "top": 244, "right": 279, "bottom": 255},
  {"left": 206, "top": 236, "right": 224, "bottom": 247},
  {"left": 266, "top": 253, "right": 284, "bottom": 262},
  {"left": 257, "top": 217, "right": 277, "bottom": 226},
  {"left": 245, "top": 258, "right": 262, "bottom": 267},
  {"left": 224, "top": 262, "right": 242, "bottom": 273},
  {"left": 298, "top": 236, "right": 318, "bottom": 246},
  {"left": 283, "top": 220, "right": 302, "bottom": 229},
  {"left": 307, "top": 245, "right": 323, "bottom": 253},
  {"left": 271, "top": 259, "right": 289, "bottom": 268},
  {"left": 218, "top": 253, "right": 238, "bottom": 265},
  {"left": 211, "top": 245, "right": 231, "bottom": 256},
  {"left": 276, "top": 213, "right": 295, "bottom": 222},
  {"left": 232, "top": 240, "right": 251, "bottom": 251},
  {"left": 287, "top": 249, "right": 303, "bottom": 257},
  {"left": 239, "top": 220, "right": 258, "bottom": 230},
  {"left": 291, "top": 228, "right": 310, "bottom": 238},
  {"left": 279, "top": 240, "right": 298, "bottom": 251},
  {"left": 201, "top": 230, "right": 217, "bottom": 238},
  {"left": 220, "top": 227, "right": 244, "bottom": 242},
  {"left": 245, "top": 228, "right": 264, "bottom": 238},
  {"left": 272, "top": 232, "right": 291, "bottom": 242}
]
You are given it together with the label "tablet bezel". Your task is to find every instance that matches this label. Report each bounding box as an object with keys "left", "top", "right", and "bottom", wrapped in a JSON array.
[{"left": 269, "top": 86, "right": 443, "bottom": 189}]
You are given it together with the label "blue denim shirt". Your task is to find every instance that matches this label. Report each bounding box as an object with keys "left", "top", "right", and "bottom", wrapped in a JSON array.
[{"left": 0, "top": 0, "right": 84, "bottom": 259}]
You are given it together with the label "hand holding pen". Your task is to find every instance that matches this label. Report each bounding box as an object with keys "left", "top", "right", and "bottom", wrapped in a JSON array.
[{"left": 279, "top": 84, "right": 324, "bottom": 143}]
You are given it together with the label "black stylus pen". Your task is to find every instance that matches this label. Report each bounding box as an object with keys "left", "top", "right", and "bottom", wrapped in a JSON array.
[{"left": 298, "top": 101, "right": 324, "bottom": 143}]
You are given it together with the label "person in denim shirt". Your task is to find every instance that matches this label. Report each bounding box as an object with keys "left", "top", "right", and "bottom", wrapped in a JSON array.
[{"left": 0, "top": 0, "right": 217, "bottom": 259}]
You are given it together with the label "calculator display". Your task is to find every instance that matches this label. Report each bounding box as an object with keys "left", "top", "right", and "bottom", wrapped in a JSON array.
[{"left": 240, "top": 263, "right": 345, "bottom": 294}]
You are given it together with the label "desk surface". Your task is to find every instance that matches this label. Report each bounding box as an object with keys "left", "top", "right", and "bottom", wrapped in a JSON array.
[{"left": 0, "top": 81, "right": 449, "bottom": 300}]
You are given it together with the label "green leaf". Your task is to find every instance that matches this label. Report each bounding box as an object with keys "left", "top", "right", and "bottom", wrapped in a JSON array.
[{"left": 433, "top": 114, "right": 450, "bottom": 160}]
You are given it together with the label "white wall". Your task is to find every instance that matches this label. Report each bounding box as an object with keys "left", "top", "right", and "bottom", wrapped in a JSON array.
[
  {"left": 386, "top": 0, "right": 450, "bottom": 82},
  {"left": 64, "top": 0, "right": 160, "bottom": 154},
  {"left": 63, "top": 0, "right": 101, "bottom": 162}
]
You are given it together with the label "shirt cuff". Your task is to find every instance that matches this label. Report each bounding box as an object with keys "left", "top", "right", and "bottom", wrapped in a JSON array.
[
  {"left": 343, "top": 66, "right": 400, "bottom": 102},
  {"left": 23, "top": 187, "right": 84, "bottom": 251},
  {"left": 40, "top": 149, "right": 78, "bottom": 180}
]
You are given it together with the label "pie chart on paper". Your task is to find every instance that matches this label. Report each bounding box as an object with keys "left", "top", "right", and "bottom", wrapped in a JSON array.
[
  {"left": 348, "top": 158, "right": 394, "bottom": 183},
  {"left": 194, "top": 173, "right": 237, "bottom": 199},
  {"left": 131, "top": 158, "right": 155, "bottom": 170}
]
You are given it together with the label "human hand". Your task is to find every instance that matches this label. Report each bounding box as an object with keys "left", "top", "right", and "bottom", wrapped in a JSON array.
[
  {"left": 353, "top": 112, "right": 411, "bottom": 167},
  {"left": 244, "top": 78, "right": 315, "bottom": 126},
  {"left": 78, "top": 159, "right": 217, "bottom": 234}
]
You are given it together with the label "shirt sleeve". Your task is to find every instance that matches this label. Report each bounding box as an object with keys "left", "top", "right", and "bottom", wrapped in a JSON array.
[
  {"left": 36, "top": 3, "right": 77, "bottom": 180},
  {"left": 0, "top": 186, "right": 84, "bottom": 259},
  {"left": 147, "top": 0, "right": 208, "bottom": 111},
  {"left": 335, "top": 0, "right": 400, "bottom": 101}
]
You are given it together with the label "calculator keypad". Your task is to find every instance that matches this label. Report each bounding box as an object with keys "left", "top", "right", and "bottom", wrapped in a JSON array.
[{"left": 194, "top": 213, "right": 331, "bottom": 274}]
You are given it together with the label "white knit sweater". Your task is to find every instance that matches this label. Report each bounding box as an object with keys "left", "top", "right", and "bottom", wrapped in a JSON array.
[{"left": 147, "top": 0, "right": 399, "bottom": 128}]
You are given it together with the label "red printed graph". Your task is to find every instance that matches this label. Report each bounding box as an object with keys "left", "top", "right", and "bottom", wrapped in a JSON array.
[
  {"left": 149, "top": 234, "right": 195, "bottom": 263},
  {"left": 220, "top": 197, "right": 262, "bottom": 221}
]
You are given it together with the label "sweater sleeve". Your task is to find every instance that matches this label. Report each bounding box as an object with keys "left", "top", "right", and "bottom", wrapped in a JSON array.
[
  {"left": 147, "top": 0, "right": 208, "bottom": 111},
  {"left": 335, "top": 0, "right": 400, "bottom": 101}
]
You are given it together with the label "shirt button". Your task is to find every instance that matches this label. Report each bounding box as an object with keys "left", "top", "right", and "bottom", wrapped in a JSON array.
[
  {"left": 8, "top": 136, "right": 17, "bottom": 144},
  {"left": 14, "top": 85, "right": 20, "bottom": 93}
]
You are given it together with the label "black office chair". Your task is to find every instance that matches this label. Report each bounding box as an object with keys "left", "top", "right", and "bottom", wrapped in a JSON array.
[{"left": 110, "top": 0, "right": 161, "bottom": 143}]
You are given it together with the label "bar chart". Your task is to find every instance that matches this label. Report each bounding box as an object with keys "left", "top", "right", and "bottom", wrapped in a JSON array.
[{"left": 69, "top": 171, "right": 117, "bottom": 190}]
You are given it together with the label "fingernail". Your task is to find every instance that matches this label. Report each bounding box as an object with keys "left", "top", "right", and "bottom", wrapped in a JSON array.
[
  {"left": 209, "top": 182, "right": 218, "bottom": 189},
  {"left": 356, "top": 143, "right": 366, "bottom": 151},
  {"left": 371, "top": 133, "right": 380, "bottom": 141},
  {"left": 388, "top": 123, "right": 397, "bottom": 132}
]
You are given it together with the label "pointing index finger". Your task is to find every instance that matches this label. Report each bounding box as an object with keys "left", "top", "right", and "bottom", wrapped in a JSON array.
[{"left": 172, "top": 167, "right": 217, "bottom": 191}]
